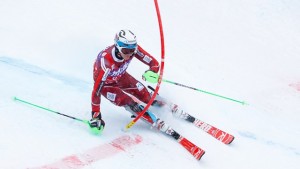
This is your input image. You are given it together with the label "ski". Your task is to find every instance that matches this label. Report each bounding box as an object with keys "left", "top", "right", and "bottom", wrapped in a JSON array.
[
  {"left": 152, "top": 92, "right": 235, "bottom": 145},
  {"left": 192, "top": 116, "right": 234, "bottom": 144},
  {"left": 160, "top": 124, "right": 205, "bottom": 160},
  {"left": 146, "top": 85, "right": 235, "bottom": 144},
  {"left": 132, "top": 91, "right": 235, "bottom": 145},
  {"left": 131, "top": 105, "right": 206, "bottom": 161},
  {"left": 177, "top": 136, "right": 206, "bottom": 160},
  {"left": 171, "top": 104, "right": 235, "bottom": 144},
  {"left": 168, "top": 103, "right": 235, "bottom": 145}
]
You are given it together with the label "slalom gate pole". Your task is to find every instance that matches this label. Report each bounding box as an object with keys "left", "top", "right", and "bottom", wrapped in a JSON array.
[
  {"left": 124, "top": 0, "right": 165, "bottom": 130},
  {"left": 13, "top": 97, "right": 103, "bottom": 134},
  {"left": 162, "top": 79, "right": 247, "bottom": 105}
]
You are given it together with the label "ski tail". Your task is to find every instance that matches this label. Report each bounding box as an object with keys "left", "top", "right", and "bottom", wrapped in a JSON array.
[
  {"left": 157, "top": 120, "right": 205, "bottom": 160},
  {"left": 177, "top": 136, "right": 205, "bottom": 160}
]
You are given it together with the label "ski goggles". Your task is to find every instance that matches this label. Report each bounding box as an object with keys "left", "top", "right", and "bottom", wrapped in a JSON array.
[
  {"left": 116, "top": 41, "right": 137, "bottom": 55},
  {"left": 121, "top": 48, "right": 136, "bottom": 55},
  {"left": 116, "top": 41, "right": 137, "bottom": 49}
]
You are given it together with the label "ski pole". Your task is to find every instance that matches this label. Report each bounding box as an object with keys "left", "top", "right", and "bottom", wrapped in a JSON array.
[
  {"left": 162, "top": 79, "right": 247, "bottom": 105},
  {"left": 13, "top": 97, "right": 103, "bottom": 134}
]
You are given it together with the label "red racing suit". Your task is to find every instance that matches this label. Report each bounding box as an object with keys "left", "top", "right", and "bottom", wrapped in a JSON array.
[{"left": 91, "top": 45, "right": 160, "bottom": 113}]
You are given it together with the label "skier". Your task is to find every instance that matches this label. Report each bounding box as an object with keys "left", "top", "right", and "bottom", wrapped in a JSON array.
[
  {"left": 89, "top": 29, "right": 165, "bottom": 133},
  {"left": 86, "top": 29, "right": 216, "bottom": 160}
]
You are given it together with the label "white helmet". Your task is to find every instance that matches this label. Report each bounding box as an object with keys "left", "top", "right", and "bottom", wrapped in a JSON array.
[{"left": 114, "top": 29, "right": 137, "bottom": 57}]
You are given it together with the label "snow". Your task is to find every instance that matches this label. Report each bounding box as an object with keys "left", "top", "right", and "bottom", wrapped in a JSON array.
[{"left": 1, "top": 0, "right": 300, "bottom": 168}]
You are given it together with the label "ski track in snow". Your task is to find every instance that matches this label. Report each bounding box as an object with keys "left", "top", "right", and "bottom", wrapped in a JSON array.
[{"left": 0, "top": 56, "right": 91, "bottom": 92}]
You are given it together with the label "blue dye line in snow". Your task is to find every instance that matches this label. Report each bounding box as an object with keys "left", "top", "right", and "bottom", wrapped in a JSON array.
[
  {"left": 238, "top": 131, "right": 300, "bottom": 156},
  {"left": 0, "top": 56, "right": 91, "bottom": 92}
]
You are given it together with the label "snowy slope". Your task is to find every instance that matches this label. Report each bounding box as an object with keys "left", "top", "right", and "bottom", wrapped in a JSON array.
[{"left": 1, "top": 0, "right": 300, "bottom": 169}]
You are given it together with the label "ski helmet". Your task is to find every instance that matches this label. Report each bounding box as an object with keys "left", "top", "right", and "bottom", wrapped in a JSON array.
[{"left": 114, "top": 29, "right": 137, "bottom": 57}]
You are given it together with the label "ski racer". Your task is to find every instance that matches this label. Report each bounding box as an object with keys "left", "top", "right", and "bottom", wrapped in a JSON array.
[{"left": 89, "top": 29, "right": 166, "bottom": 133}]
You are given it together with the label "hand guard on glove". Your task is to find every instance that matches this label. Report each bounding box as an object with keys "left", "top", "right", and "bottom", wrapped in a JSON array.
[
  {"left": 89, "top": 111, "right": 105, "bottom": 134},
  {"left": 142, "top": 70, "right": 159, "bottom": 83}
]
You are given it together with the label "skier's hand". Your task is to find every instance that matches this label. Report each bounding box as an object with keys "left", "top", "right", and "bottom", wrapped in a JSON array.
[
  {"left": 142, "top": 70, "right": 159, "bottom": 83},
  {"left": 89, "top": 111, "right": 105, "bottom": 134}
]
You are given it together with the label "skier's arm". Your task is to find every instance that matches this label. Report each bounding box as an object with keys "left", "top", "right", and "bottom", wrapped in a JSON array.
[
  {"left": 91, "top": 63, "right": 104, "bottom": 113},
  {"left": 135, "top": 45, "right": 160, "bottom": 73},
  {"left": 91, "top": 59, "right": 110, "bottom": 113}
]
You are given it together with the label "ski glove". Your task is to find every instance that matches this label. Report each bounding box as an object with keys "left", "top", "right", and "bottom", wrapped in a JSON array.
[
  {"left": 89, "top": 111, "right": 105, "bottom": 134},
  {"left": 142, "top": 70, "right": 159, "bottom": 83}
]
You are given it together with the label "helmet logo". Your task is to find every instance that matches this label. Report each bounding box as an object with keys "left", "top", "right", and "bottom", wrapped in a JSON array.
[
  {"left": 119, "top": 30, "right": 126, "bottom": 38},
  {"left": 128, "top": 30, "right": 135, "bottom": 37}
]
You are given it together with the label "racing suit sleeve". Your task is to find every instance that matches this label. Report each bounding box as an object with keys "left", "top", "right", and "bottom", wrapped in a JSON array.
[
  {"left": 135, "top": 45, "right": 160, "bottom": 73},
  {"left": 91, "top": 58, "right": 110, "bottom": 112}
]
